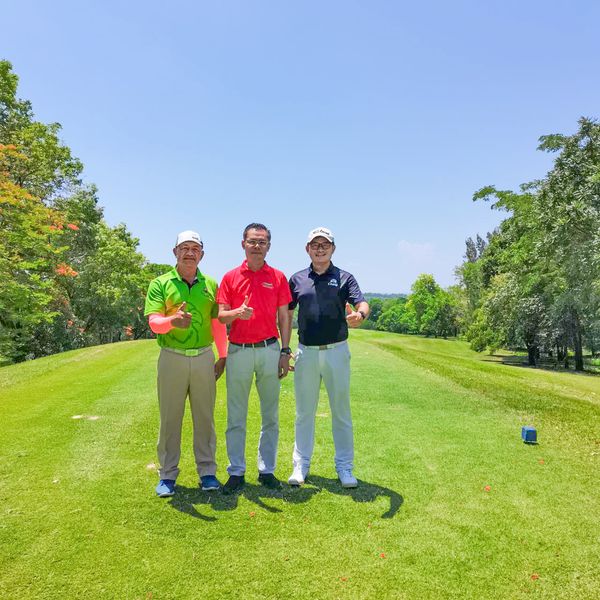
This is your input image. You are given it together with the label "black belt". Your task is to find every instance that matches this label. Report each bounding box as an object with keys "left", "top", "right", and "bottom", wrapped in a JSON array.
[{"left": 230, "top": 337, "right": 278, "bottom": 348}]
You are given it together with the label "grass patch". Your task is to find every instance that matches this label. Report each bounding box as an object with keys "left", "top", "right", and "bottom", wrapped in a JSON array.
[{"left": 0, "top": 333, "right": 599, "bottom": 598}]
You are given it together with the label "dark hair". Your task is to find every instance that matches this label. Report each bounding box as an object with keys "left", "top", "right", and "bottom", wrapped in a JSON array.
[{"left": 243, "top": 223, "right": 271, "bottom": 241}]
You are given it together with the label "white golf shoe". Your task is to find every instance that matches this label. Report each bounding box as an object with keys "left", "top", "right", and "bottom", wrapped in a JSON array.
[
  {"left": 288, "top": 465, "right": 309, "bottom": 486},
  {"left": 337, "top": 469, "right": 358, "bottom": 488}
]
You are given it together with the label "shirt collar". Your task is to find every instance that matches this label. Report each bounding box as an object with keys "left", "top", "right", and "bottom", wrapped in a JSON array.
[
  {"left": 309, "top": 262, "right": 335, "bottom": 276},
  {"left": 170, "top": 267, "right": 204, "bottom": 283},
  {"left": 241, "top": 259, "right": 270, "bottom": 274}
]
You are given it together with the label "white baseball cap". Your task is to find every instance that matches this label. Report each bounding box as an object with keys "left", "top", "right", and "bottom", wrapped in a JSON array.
[
  {"left": 307, "top": 227, "right": 334, "bottom": 244},
  {"left": 175, "top": 230, "right": 203, "bottom": 247}
]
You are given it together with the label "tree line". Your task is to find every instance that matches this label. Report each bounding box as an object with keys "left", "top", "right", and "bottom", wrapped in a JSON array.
[
  {"left": 364, "top": 275, "right": 461, "bottom": 338},
  {"left": 369, "top": 118, "right": 600, "bottom": 372},
  {"left": 456, "top": 117, "right": 600, "bottom": 371},
  {"left": 0, "top": 60, "right": 165, "bottom": 364}
]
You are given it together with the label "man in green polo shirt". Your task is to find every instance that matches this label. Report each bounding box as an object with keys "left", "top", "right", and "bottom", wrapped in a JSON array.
[{"left": 144, "top": 230, "right": 228, "bottom": 497}]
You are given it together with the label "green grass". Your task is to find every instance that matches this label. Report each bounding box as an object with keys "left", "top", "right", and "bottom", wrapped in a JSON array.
[{"left": 0, "top": 331, "right": 599, "bottom": 599}]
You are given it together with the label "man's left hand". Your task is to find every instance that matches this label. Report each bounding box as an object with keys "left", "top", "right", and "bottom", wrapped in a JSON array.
[
  {"left": 214, "top": 357, "right": 226, "bottom": 380},
  {"left": 278, "top": 354, "right": 291, "bottom": 379},
  {"left": 346, "top": 310, "right": 364, "bottom": 328}
]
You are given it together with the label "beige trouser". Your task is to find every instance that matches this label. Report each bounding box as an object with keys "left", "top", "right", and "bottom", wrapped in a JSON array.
[{"left": 157, "top": 347, "right": 217, "bottom": 480}]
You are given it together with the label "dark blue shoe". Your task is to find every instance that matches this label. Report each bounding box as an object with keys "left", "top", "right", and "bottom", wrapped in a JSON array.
[
  {"left": 155, "top": 479, "right": 176, "bottom": 497},
  {"left": 200, "top": 475, "right": 221, "bottom": 491}
]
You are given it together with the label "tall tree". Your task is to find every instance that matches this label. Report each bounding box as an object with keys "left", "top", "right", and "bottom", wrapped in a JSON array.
[
  {"left": 0, "top": 145, "right": 66, "bottom": 360},
  {"left": 463, "top": 118, "right": 600, "bottom": 371}
]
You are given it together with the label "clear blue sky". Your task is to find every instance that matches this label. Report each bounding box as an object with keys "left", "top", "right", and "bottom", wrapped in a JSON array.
[{"left": 3, "top": 1, "right": 599, "bottom": 292}]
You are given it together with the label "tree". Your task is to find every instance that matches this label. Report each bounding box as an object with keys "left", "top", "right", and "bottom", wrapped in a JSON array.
[
  {"left": 376, "top": 298, "right": 414, "bottom": 334},
  {"left": 0, "top": 145, "right": 67, "bottom": 360},
  {"left": 0, "top": 61, "right": 82, "bottom": 201},
  {"left": 1, "top": 60, "right": 157, "bottom": 362},
  {"left": 72, "top": 223, "right": 148, "bottom": 343},
  {"left": 534, "top": 118, "right": 600, "bottom": 370},
  {"left": 462, "top": 118, "right": 600, "bottom": 371}
]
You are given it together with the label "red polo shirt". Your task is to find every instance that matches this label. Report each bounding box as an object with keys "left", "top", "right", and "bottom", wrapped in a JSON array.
[{"left": 218, "top": 260, "right": 292, "bottom": 344}]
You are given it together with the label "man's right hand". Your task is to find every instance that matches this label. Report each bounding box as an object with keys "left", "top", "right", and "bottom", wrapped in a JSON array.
[
  {"left": 171, "top": 302, "right": 192, "bottom": 328},
  {"left": 236, "top": 295, "right": 254, "bottom": 320}
]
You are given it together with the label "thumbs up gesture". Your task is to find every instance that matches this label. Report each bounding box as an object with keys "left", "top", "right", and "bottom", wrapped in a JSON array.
[
  {"left": 345, "top": 302, "right": 362, "bottom": 328},
  {"left": 236, "top": 295, "right": 254, "bottom": 320},
  {"left": 171, "top": 301, "right": 192, "bottom": 329}
]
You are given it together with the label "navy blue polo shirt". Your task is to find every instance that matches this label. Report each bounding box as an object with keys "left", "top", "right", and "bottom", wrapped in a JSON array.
[{"left": 289, "top": 263, "right": 365, "bottom": 346}]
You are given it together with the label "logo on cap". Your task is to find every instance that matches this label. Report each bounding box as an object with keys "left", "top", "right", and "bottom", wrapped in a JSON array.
[{"left": 307, "top": 227, "right": 334, "bottom": 244}]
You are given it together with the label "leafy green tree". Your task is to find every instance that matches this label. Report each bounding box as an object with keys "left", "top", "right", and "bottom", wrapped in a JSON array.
[
  {"left": 368, "top": 297, "right": 384, "bottom": 323},
  {"left": 534, "top": 118, "right": 600, "bottom": 370},
  {"left": 376, "top": 299, "right": 414, "bottom": 333},
  {"left": 72, "top": 223, "right": 148, "bottom": 343},
  {"left": 1, "top": 60, "right": 158, "bottom": 362},
  {"left": 463, "top": 118, "right": 600, "bottom": 370},
  {"left": 0, "top": 145, "right": 67, "bottom": 360},
  {"left": 0, "top": 61, "right": 82, "bottom": 201}
]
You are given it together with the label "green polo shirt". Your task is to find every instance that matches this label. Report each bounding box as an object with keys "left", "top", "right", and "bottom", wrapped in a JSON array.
[{"left": 144, "top": 267, "right": 219, "bottom": 350}]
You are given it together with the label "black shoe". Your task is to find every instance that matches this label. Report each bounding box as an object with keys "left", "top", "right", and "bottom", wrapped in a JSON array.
[
  {"left": 222, "top": 475, "right": 245, "bottom": 495},
  {"left": 258, "top": 473, "right": 282, "bottom": 490}
]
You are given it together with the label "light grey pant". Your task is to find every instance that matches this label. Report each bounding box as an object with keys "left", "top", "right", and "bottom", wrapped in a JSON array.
[
  {"left": 293, "top": 341, "right": 353, "bottom": 472},
  {"left": 225, "top": 342, "right": 281, "bottom": 476},
  {"left": 157, "top": 347, "right": 217, "bottom": 480}
]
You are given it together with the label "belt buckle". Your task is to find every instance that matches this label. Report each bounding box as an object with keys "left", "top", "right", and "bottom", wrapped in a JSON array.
[{"left": 185, "top": 349, "right": 199, "bottom": 357}]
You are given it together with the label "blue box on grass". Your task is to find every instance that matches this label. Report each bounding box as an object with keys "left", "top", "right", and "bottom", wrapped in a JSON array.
[{"left": 521, "top": 426, "right": 537, "bottom": 444}]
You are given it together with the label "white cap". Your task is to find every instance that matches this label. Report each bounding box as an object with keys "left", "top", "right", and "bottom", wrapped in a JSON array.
[
  {"left": 307, "top": 226, "right": 334, "bottom": 244},
  {"left": 175, "top": 230, "right": 203, "bottom": 247}
]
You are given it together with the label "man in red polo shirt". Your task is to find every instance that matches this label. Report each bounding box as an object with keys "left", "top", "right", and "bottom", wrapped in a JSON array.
[{"left": 217, "top": 223, "right": 292, "bottom": 494}]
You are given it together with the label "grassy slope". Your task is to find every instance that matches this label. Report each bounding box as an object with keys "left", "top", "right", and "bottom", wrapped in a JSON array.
[{"left": 0, "top": 332, "right": 598, "bottom": 599}]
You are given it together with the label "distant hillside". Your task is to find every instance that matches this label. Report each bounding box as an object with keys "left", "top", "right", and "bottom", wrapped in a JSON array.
[{"left": 364, "top": 292, "right": 407, "bottom": 299}]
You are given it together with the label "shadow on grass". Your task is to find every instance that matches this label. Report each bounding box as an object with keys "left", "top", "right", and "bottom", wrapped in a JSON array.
[
  {"left": 168, "top": 475, "right": 403, "bottom": 521},
  {"left": 482, "top": 354, "right": 600, "bottom": 375}
]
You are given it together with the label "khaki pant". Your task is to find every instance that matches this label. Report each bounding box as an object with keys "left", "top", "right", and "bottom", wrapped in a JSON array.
[{"left": 157, "top": 347, "right": 217, "bottom": 480}]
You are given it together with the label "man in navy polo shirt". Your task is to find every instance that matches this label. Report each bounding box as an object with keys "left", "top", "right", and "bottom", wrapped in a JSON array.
[{"left": 287, "top": 227, "right": 369, "bottom": 488}]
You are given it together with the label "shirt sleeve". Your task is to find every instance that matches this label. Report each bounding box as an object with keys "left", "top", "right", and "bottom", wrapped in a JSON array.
[
  {"left": 216, "top": 274, "right": 230, "bottom": 306},
  {"left": 148, "top": 313, "right": 174, "bottom": 333},
  {"left": 277, "top": 271, "right": 293, "bottom": 307},
  {"left": 210, "top": 281, "right": 220, "bottom": 318},
  {"left": 144, "top": 278, "right": 166, "bottom": 316},
  {"left": 345, "top": 273, "right": 365, "bottom": 306},
  {"left": 288, "top": 276, "right": 298, "bottom": 309}
]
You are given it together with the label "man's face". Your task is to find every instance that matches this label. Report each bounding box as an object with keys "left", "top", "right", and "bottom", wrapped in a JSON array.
[
  {"left": 306, "top": 236, "right": 335, "bottom": 264},
  {"left": 173, "top": 241, "right": 203, "bottom": 269},
  {"left": 242, "top": 228, "right": 270, "bottom": 261}
]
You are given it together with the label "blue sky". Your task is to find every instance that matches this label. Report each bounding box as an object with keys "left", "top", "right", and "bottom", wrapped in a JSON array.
[{"left": 3, "top": 1, "right": 599, "bottom": 292}]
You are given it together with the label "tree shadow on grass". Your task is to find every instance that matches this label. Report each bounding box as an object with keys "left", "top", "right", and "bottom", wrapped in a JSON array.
[
  {"left": 482, "top": 354, "right": 600, "bottom": 375},
  {"left": 168, "top": 476, "right": 402, "bottom": 521}
]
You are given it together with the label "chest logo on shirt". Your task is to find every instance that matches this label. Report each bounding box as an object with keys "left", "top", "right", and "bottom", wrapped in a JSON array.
[
  {"left": 327, "top": 279, "right": 339, "bottom": 287},
  {"left": 262, "top": 282, "right": 274, "bottom": 289}
]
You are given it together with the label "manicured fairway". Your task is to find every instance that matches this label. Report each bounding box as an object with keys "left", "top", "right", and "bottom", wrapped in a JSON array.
[{"left": 1, "top": 331, "right": 599, "bottom": 599}]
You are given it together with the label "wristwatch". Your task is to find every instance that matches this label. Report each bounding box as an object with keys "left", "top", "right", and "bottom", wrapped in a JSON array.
[{"left": 280, "top": 347, "right": 292, "bottom": 355}]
